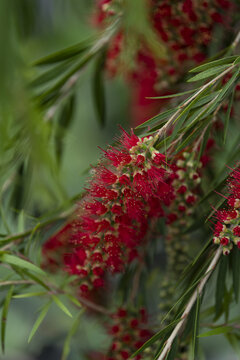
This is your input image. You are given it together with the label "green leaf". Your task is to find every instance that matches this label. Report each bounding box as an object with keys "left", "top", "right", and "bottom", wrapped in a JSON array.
[
  {"left": 31, "top": 59, "right": 75, "bottom": 87},
  {"left": 65, "top": 294, "right": 82, "bottom": 308},
  {"left": 215, "top": 256, "right": 228, "bottom": 318},
  {"left": 55, "top": 95, "right": 75, "bottom": 163},
  {"left": 131, "top": 319, "right": 181, "bottom": 357},
  {"left": 225, "top": 333, "right": 240, "bottom": 358},
  {"left": 21, "top": 269, "right": 50, "bottom": 290},
  {"left": 190, "top": 292, "right": 200, "bottom": 360},
  {"left": 147, "top": 88, "right": 198, "bottom": 99},
  {"left": 234, "top": 56, "right": 240, "bottom": 65},
  {"left": 33, "top": 37, "right": 95, "bottom": 65},
  {"left": 0, "top": 253, "right": 46, "bottom": 277},
  {"left": 61, "top": 310, "right": 84, "bottom": 360},
  {"left": 28, "top": 301, "right": 51, "bottom": 343},
  {"left": 190, "top": 91, "right": 221, "bottom": 110},
  {"left": 231, "top": 246, "right": 240, "bottom": 303},
  {"left": 217, "top": 69, "right": 240, "bottom": 103},
  {"left": 175, "top": 118, "right": 209, "bottom": 153},
  {"left": 197, "top": 123, "right": 211, "bottom": 165},
  {"left": 198, "top": 326, "right": 232, "bottom": 338},
  {"left": 189, "top": 56, "right": 238, "bottom": 73},
  {"left": 1, "top": 285, "right": 14, "bottom": 353},
  {"left": 92, "top": 51, "right": 106, "bottom": 127},
  {"left": 52, "top": 295, "right": 72, "bottom": 318},
  {"left": 223, "top": 90, "right": 234, "bottom": 144},
  {"left": 135, "top": 108, "right": 177, "bottom": 130},
  {"left": 13, "top": 291, "right": 46, "bottom": 299},
  {"left": 187, "top": 65, "right": 231, "bottom": 82}
]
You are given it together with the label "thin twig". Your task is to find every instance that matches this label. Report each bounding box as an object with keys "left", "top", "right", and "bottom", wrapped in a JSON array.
[
  {"left": 232, "top": 29, "right": 240, "bottom": 50},
  {"left": 78, "top": 296, "right": 111, "bottom": 315},
  {"left": 0, "top": 280, "right": 35, "bottom": 287},
  {"left": 157, "top": 247, "right": 222, "bottom": 360},
  {"left": 0, "top": 207, "right": 75, "bottom": 245}
]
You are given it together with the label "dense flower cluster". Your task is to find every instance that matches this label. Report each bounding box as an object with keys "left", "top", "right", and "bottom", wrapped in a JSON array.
[
  {"left": 42, "top": 130, "right": 173, "bottom": 294},
  {"left": 159, "top": 151, "right": 203, "bottom": 314},
  {"left": 213, "top": 165, "right": 240, "bottom": 254},
  {"left": 90, "top": 308, "right": 152, "bottom": 360},
  {"left": 93, "top": 0, "right": 234, "bottom": 124}
]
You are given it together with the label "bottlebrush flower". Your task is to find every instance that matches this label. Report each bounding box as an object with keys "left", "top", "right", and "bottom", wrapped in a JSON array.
[
  {"left": 42, "top": 129, "right": 173, "bottom": 295},
  {"left": 89, "top": 307, "right": 152, "bottom": 360},
  {"left": 213, "top": 165, "right": 240, "bottom": 254},
  {"left": 93, "top": 0, "right": 235, "bottom": 124},
  {"left": 164, "top": 151, "right": 202, "bottom": 227}
]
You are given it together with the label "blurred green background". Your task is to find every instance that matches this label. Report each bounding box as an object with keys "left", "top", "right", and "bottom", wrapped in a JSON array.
[{"left": 0, "top": 1, "right": 239, "bottom": 359}]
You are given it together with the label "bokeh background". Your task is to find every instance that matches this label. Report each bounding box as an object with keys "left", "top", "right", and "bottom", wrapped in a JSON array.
[{"left": 0, "top": 1, "right": 239, "bottom": 359}]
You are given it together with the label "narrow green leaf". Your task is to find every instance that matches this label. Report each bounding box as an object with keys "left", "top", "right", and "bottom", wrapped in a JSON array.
[
  {"left": 65, "top": 294, "right": 82, "bottom": 308},
  {"left": 31, "top": 59, "right": 75, "bottom": 87},
  {"left": 225, "top": 333, "right": 240, "bottom": 358},
  {"left": 175, "top": 118, "right": 209, "bottom": 153},
  {"left": 131, "top": 319, "right": 181, "bottom": 357},
  {"left": 52, "top": 295, "right": 72, "bottom": 318},
  {"left": 28, "top": 301, "right": 51, "bottom": 343},
  {"left": 135, "top": 108, "right": 177, "bottom": 130},
  {"left": 1, "top": 285, "right": 14, "bottom": 353},
  {"left": 191, "top": 91, "right": 221, "bottom": 110},
  {"left": 215, "top": 256, "right": 228, "bottom": 318},
  {"left": 197, "top": 123, "right": 211, "bottom": 165},
  {"left": 21, "top": 269, "right": 50, "bottom": 290},
  {"left": 92, "top": 51, "right": 106, "bottom": 127},
  {"left": 223, "top": 288, "right": 232, "bottom": 323},
  {"left": 223, "top": 90, "right": 234, "bottom": 143},
  {"left": 188, "top": 65, "right": 231, "bottom": 82},
  {"left": 190, "top": 292, "right": 200, "bottom": 359},
  {"left": 217, "top": 69, "right": 240, "bottom": 102},
  {"left": 189, "top": 56, "right": 237, "bottom": 73},
  {"left": 147, "top": 88, "right": 197, "bottom": 99},
  {"left": 61, "top": 310, "right": 84, "bottom": 360},
  {"left": 231, "top": 246, "right": 240, "bottom": 303},
  {"left": 0, "top": 253, "right": 46, "bottom": 277},
  {"left": 198, "top": 326, "right": 232, "bottom": 337},
  {"left": 234, "top": 56, "right": 240, "bottom": 65},
  {"left": 55, "top": 95, "right": 75, "bottom": 163},
  {"left": 13, "top": 291, "right": 46, "bottom": 299},
  {"left": 33, "top": 37, "right": 95, "bottom": 65},
  {"left": 17, "top": 210, "right": 25, "bottom": 232}
]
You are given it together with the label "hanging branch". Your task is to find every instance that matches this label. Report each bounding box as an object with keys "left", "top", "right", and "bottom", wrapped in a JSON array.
[{"left": 157, "top": 247, "right": 222, "bottom": 360}]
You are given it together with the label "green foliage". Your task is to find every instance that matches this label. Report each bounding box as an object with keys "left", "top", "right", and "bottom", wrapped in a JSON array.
[
  {"left": 1, "top": 286, "right": 14, "bottom": 353},
  {"left": 0, "top": 1, "right": 239, "bottom": 360}
]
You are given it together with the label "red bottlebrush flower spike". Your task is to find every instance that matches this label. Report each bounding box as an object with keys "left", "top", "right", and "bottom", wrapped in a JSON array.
[
  {"left": 42, "top": 130, "right": 172, "bottom": 295},
  {"left": 89, "top": 307, "right": 153, "bottom": 360},
  {"left": 93, "top": 0, "right": 235, "bottom": 125},
  {"left": 213, "top": 165, "right": 240, "bottom": 254}
]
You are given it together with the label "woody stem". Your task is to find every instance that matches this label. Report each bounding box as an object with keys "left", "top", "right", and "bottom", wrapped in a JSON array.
[{"left": 157, "top": 247, "right": 222, "bottom": 360}]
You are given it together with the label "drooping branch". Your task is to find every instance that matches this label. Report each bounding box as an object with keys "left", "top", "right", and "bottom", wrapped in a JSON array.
[{"left": 157, "top": 247, "right": 222, "bottom": 360}]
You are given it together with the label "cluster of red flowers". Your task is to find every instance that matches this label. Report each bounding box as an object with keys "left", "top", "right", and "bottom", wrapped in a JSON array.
[
  {"left": 90, "top": 308, "right": 152, "bottom": 360},
  {"left": 93, "top": 0, "right": 234, "bottom": 124},
  {"left": 213, "top": 165, "right": 240, "bottom": 254},
  {"left": 42, "top": 130, "right": 173, "bottom": 294}
]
